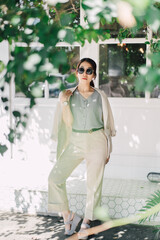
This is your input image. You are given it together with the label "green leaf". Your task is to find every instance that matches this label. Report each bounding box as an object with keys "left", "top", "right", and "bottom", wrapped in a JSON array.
[
  {"left": 100, "top": 18, "right": 106, "bottom": 26},
  {"left": 23, "top": 113, "right": 28, "bottom": 118},
  {"left": 66, "top": 73, "right": 76, "bottom": 83},
  {"left": 8, "top": 129, "right": 15, "bottom": 144},
  {"left": 81, "top": 3, "right": 92, "bottom": 11},
  {"left": 135, "top": 75, "right": 146, "bottom": 91},
  {"left": 104, "top": 33, "right": 111, "bottom": 39},
  {"left": 52, "top": 51, "right": 67, "bottom": 67},
  {"left": 0, "top": 60, "right": 5, "bottom": 73},
  {"left": 12, "top": 111, "right": 21, "bottom": 118},
  {"left": 64, "top": 29, "right": 75, "bottom": 44},
  {"left": 1, "top": 97, "right": 8, "bottom": 103},
  {"left": 0, "top": 144, "right": 8, "bottom": 156},
  {"left": 60, "top": 63, "right": 70, "bottom": 74},
  {"left": 46, "top": 75, "right": 57, "bottom": 84},
  {"left": 139, "top": 190, "right": 160, "bottom": 223},
  {"left": 21, "top": 122, "right": 27, "bottom": 128},
  {"left": 150, "top": 52, "right": 160, "bottom": 66},
  {"left": 30, "top": 97, "right": 36, "bottom": 108},
  {"left": 146, "top": 6, "right": 160, "bottom": 32},
  {"left": 86, "top": 31, "right": 92, "bottom": 43},
  {"left": 31, "top": 85, "right": 43, "bottom": 98},
  {"left": 94, "top": 206, "right": 110, "bottom": 222},
  {"left": 132, "top": 0, "right": 151, "bottom": 9},
  {"left": 0, "top": 86, "right": 4, "bottom": 92},
  {"left": 60, "top": 14, "right": 72, "bottom": 26},
  {"left": 92, "top": 32, "right": 99, "bottom": 42},
  {"left": 11, "top": 16, "right": 20, "bottom": 26}
]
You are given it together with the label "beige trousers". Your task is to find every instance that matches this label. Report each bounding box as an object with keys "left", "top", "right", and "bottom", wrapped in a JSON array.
[{"left": 48, "top": 129, "right": 107, "bottom": 220}]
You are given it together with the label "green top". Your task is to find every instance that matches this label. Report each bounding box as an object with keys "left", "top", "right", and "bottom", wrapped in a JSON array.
[{"left": 70, "top": 88, "right": 104, "bottom": 131}]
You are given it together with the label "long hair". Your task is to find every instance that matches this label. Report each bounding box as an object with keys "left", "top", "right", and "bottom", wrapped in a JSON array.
[{"left": 76, "top": 58, "right": 97, "bottom": 87}]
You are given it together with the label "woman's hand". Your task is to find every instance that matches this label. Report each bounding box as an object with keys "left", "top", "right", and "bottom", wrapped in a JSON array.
[
  {"left": 60, "top": 90, "right": 72, "bottom": 104},
  {"left": 105, "top": 155, "right": 110, "bottom": 165}
]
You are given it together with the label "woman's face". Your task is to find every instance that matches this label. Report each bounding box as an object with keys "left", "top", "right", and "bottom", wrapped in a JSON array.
[{"left": 76, "top": 61, "right": 95, "bottom": 85}]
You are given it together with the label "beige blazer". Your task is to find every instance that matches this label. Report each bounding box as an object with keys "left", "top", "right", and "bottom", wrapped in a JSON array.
[{"left": 51, "top": 86, "right": 116, "bottom": 159}]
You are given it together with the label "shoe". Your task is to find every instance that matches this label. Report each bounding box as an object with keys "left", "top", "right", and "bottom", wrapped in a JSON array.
[
  {"left": 64, "top": 211, "right": 81, "bottom": 236},
  {"left": 78, "top": 223, "right": 90, "bottom": 240}
]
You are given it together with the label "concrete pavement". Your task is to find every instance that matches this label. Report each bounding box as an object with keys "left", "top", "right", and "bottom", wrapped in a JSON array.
[{"left": 0, "top": 211, "right": 159, "bottom": 240}]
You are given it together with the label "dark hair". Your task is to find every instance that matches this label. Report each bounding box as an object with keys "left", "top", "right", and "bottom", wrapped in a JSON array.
[{"left": 76, "top": 58, "right": 97, "bottom": 87}]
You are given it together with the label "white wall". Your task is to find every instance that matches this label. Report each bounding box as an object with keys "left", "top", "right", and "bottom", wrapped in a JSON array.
[
  {"left": 1, "top": 97, "right": 159, "bottom": 185},
  {"left": 106, "top": 98, "right": 160, "bottom": 180}
]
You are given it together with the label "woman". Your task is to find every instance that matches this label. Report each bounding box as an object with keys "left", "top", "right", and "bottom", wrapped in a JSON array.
[{"left": 48, "top": 58, "right": 116, "bottom": 239}]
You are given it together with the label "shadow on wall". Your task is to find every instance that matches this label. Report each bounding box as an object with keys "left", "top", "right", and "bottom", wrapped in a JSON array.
[
  {"left": 13, "top": 106, "right": 56, "bottom": 162},
  {"left": 0, "top": 103, "right": 10, "bottom": 157},
  {"left": 113, "top": 100, "right": 160, "bottom": 156},
  {"left": 13, "top": 189, "right": 48, "bottom": 214}
]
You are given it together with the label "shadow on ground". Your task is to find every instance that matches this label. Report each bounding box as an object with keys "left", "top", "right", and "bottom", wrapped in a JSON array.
[{"left": 0, "top": 212, "right": 159, "bottom": 240}]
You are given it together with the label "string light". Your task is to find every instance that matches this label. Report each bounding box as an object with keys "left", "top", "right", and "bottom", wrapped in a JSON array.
[
  {"left": 139, "top": 48, "right": 144, "bottom": 53},
  {"left": 117, "top": 43, "right": 126, "bottom": 47}
]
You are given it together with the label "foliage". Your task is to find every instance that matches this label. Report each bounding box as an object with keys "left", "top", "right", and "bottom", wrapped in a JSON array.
[
  {"left": 0, "top": 144, "right": 8, "bottom": 156},
  {"left": 139, "top": 190, "right": 160, "bottom": 223},
  {"left": 0, "top": 0, "right": 160, "bottom": 155},
  {"left": 138, "top": 190, "right": 160, "bottom": 239}
]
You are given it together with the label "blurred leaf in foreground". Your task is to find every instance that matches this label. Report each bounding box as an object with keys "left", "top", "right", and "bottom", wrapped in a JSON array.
[{"left": 0, "top": 144, "right": 8, "bottom": 156}]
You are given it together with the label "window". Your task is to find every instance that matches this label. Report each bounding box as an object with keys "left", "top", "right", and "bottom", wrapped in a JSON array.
[{"left": 99, "top": 43, "right": 146, "bottom": 97}]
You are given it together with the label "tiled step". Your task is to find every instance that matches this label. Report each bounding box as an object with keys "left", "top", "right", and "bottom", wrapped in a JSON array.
[
  {"left": 67, "top": 178, "right": 160, "bottom": 221},
  {"left": 0, "top": 177, "right": 160, "bottom": 223}
]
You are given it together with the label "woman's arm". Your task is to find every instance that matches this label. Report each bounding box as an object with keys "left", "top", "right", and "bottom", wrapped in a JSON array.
[{"left": 60, "top": 90, "right": 73, "bottom": 128}]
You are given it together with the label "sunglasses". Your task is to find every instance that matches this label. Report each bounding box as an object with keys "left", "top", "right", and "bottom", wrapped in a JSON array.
[{"left": 77, "top": 67, "right": 93, "bottom": 75}]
